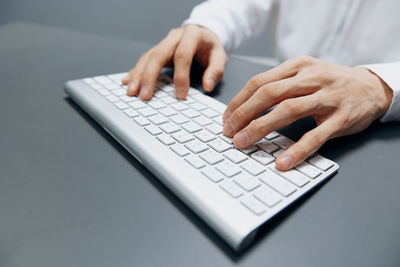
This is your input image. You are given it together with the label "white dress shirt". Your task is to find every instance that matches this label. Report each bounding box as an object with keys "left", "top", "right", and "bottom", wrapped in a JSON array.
[{"left": 183, "top": 0, "right": 400, "bottom": 122}]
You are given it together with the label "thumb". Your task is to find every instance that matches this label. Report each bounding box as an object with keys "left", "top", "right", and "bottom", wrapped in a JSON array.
[{"left": 202, "top": 47, "right": 227, "bottom": 92}]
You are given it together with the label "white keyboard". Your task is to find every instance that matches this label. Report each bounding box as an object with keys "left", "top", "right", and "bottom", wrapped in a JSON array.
[{"left": 64, "top": 72, "right": 339, "bottom": 251}]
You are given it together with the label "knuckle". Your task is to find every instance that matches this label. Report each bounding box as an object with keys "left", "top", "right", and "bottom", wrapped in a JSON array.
[
  {"left": 248, "top": 74, "right": 264, "bottom": 88},
  {"left": 174, "top": 47, "right": 190, "bottom": 62},
  {"left": 280, "top": 99, "right": 301, "bottom": 115},
  {"left": 293, "top": 143, "right": 308, "bottom": 160},
  {"left": 257, "top": 84, "right": 276, "bottom": 99},
  {"left": 232, "top": 108, "right": 246, "bottom": 125}
]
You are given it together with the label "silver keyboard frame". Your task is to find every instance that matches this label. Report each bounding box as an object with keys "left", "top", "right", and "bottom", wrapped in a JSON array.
[{"left": 64, "top": 77, "right": 339, "bottom": 251}]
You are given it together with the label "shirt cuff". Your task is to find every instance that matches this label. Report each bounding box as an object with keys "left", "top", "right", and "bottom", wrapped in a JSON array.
[{"left": 360, "top": 62, "right": 400, "bottom": 122}]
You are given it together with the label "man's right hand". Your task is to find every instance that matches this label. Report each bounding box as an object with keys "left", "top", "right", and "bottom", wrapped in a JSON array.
[{"left": 122, "top": 25, "right": 228, "bottom": 100}]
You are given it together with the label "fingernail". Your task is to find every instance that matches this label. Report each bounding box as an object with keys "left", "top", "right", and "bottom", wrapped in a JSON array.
[
  {"left": 278, "top": 155, "right": 293, "bottom": 170},
  {"left": 128, "top": 81, "right": 136, "bottom": 91},
  {"left": 223, "top": 121, "right": 234, "bottom": 137},
  {"left": 140, "top": 85, "right": 150, "bottom": 99},
  {"left": 206, "top": 76, "right": 216, "bottom": 90},
  {"left": 234, "top": 132, "right": 249, "bottom": 147},
  {"left": 175, "top": 86, "right": 186, "bottom": 99},
  {"left": 223, "top": 109, "right": 231, "bottom": 122}
]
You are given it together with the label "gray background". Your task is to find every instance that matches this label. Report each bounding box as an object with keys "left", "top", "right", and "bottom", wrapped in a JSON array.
[
  {"left": 0, "top": 21, "right": 399, "bottom": 267},
  {"left": 0, "top": 0, "right": 273, "bottom": 57},
  {"left": 1, "top": 0, "right": 400, "bottom": 266}
]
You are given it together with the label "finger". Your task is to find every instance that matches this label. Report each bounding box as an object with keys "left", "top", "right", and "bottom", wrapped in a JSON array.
[
  {"left": 202, "top": 46, "right": 227, "bottom": 92},
  {"left": 223, "top": 77, "right": 302, "bottom": 137},
  {"left": 275, "top": 119, "right": 335, "bottom": 170},
  {"left": 124, "top": 51, "right": 152, "bottom": 96},
  {"left": 140, "top": 29, "right": 183, "bottom": 100},
  {"left": 223, "top": 55, "right": 314, "bottom": 122},
  {"left": 232, "top": 94, "right": 320, "bottom": 148},
  {"left": 173, "top": 29, "right": 199, "bottom": 99}
]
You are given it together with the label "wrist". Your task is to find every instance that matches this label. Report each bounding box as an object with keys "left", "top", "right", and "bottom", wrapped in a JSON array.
[{"left": 357, "top": 67, "right": 393, "bottom": 118}]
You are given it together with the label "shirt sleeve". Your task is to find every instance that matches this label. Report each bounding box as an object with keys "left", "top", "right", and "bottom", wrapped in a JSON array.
[
  {"left": 361, "top": 62, "right": 400, "bottom": 122},
  {"left": 182, "top": 0, "right": 274, "bottom": 53}
]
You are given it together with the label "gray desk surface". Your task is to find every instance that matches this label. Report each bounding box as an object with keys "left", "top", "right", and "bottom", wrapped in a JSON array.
[{"left": 1, "top": 22, "right": 399, "bottom": 267}]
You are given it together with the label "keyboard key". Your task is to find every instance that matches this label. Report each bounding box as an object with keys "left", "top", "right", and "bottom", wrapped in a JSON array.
[
  {"left": 193, "top": 116, "right": 212, "bottom": 126},
  {"left": 114, "top": 101, "right": 129, "bottom": 110},
  {"left": 145, "top": 125, "right": 162, "bottom": 135},
  {"left": 138, "top": 107, "right": 157, "bottom": 117},
  {"left": 162, "top": 85, "right": 175, "bottom": 93},
  {"left": 160, "top": 122, "right": 181, "bottom": 134},
  {"left": 182, "top": 96, "right": 195, "bottom": 104},
  {"left": 156, "top": 134, "right": 175, "bottom": 146},
  {"left": 182, "top": 109, "right": 200, "bottom": 119},
  {"left": 83, "top": 77, "right": 95, "bottom": 84},
  {"left": 239, "top": 145, "right": 258, "bottom": 155},
  {"left": 170, "top": 114, "right": 189, "bottom": 124},
  {"left": 158, "top": 107, "right": 177, "bottom": 117},
  {"left": 256, "top": 140, "right": 279, "bottom": 153},
  {"left": 272, "top": 149, "right": 284, "bottom": 158},
  {"left": 208, "top": 139, "right": 231, "bottom": 153},
  {"left": 199, "top": 150, "right": 224, "bottom": 165},
  {"left": 185, "top": 140, "right": 209, "bottom": 154},
  {"left": 133, "top": 116, "right": 150, "bottom": 126},
  {"left": 234, "top": 173, "right": 261, "bottom": 192},
  {"left": 171, "top": 131, "right": 194, "bottom": 144},
  {"left": 270, "top": 164, "right": 309, "bottom": 187},
  {"left": 259, "top": 169, "right": 297, "bottom": 196},
  {"left": 170, "top": 144, "right": 190, "bottom": 157},
  {"left": 206, "top": 123, "right": 223, "bottom": 135},
  {"left": 112, "top": 89, "right": 127, "bottom": 96},
  {"left": 223, "top": 149, "right": 248, "bottom": 164},
  {"left": 194, "top": 130, "right": 216, "bottom": 143},
  {"left": 253, "top": 186, "right": 282, "bottom": 207},
  {"left": 201, "top": 109, "right": 219, "bottom": 118},
  {"left": 94, "top": 76, "right": 112, "bottom": 85},
  {"left": 98, "top": 89, "right": 110, "bottom": 96},
  {"left": 154, "top": 90, "right": 168, "bottom": 98},
  {"left": 295, "top": 162, "right": 322, "bottom": 179},
  {"left": 251, "top": 150, "right": 275, "bottom": 165},
  {"left": 188, "top": 88, "right": 200, "bottom": 95},
  {"left": 241, "top": 159, "right": 265, "bottom": 176},
  {"left": 148, "top": 114, "right": 169, "bottom": 125},
  {"left": 308, "top": 155, "right": 334, "bottom": 171},
  {"left": 213, "top": 115, "right": 223, "bottom": 126},
  {"left": 202, "top": 167, "right": 225, "bottom": 183},
  {"left": 90, "top": 83, "right": 103, "bottom": 90},
  {"left": 265, "top": 131, "right": 280, "bottom": 140},
  {"left": 190, "top": 102, "right": 206, "bottom": 111},
  {"left": 129, "top": 101, "right": 147, "bottom": 110},
  {"left": 273, "top": 136, "right": 294, "bottom": 149},
  {"left": 119, "top": 95, "right": 138, "bottom": 103},
  {"left": 104, "top": 83, "right": 121, "bottom": 90},
  {"left": 171, "top": 102, "right": 188, "bottom": 111},
  {"left": 105, "top": 95, "right": 119, "bottom": 102},
  {"left": 219, "top": 180, "right": 243, "bottom": 198},
  {"left": 240, "top": 195, "right": 265, "bottom": 215},
  {"left": 181, "top": 122, "right": 202, "bottom": 133},
  {"left": 215, "top": 161, "right": 241, "bottom": 177},
  {"left": 161, "top": 95, "right": 177, "bottom": 104},
  {"left": 219, "top": 135, "right": 233, "bottom": 144},
  {"left": 123, "top": 109, "right": 139, "bottom": 118},
  {"left": 185, "top": 155, "right": 206, "bottom": 169},
  {"left": 148, "top": 99, "right": 167, "bottom": 109}
]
